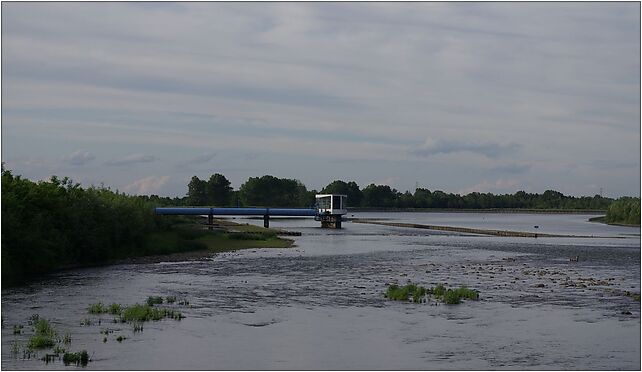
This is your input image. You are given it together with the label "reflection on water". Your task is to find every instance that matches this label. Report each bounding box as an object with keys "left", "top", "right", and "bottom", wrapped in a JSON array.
[{"left": 2, "top": 213, "right": 640, "bottom": 370}]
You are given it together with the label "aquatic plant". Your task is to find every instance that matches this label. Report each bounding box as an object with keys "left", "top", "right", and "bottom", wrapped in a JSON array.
[
  {"left": 116, "top": 335, "right": 126, "bottom": 342},
  {"left": 178, "top": 299, "right": 190, "bottom": 306},
  {"left": 132, "top": 323, "right": 144, "bottom": 333},
  {"left": 443, "top": 290, "right": 462, "bottom": 304},
  {"left": 62, "top": 333, "right": 72, "bottom": 345},
  {"left": 80, "top": 318, "right": 92, "bottom": 326},
  {"left": 166, "top": 296, "right": 176, "bottom": 304},
  {"left": 431, "top": 284, "right": 446, "bottom": 297},
  {"left": 108, "top": 303, "right": 122, "bottom": 315},
  {"left": 62, "top": 350, "right": 89, "bottom": 367},
  {"left": 120, "top": 304, "right": 184, "bottom": 322},
  {"left": 53, "top": 345, "right": 66, "bottom": 355},
  {"left": 28, "top": 318, "right": 56, "bottom": 349},
  {"left": 146, "top": 296, "right": 164, "bottom": 306},
  {"left": 13, "top": 324, "right": 23, "bottom": 334},
  {"left": 385, "top": 283, "right": 479, "bottom": 305},
  {"left": 88, "top": 302, "right": 106, "bottom": 314},
  {"left": 385, "top": 284, "right": 427, "bottom": 303},
  {"left": 28, "top": 335, "right": 56, "bottom": 349}
]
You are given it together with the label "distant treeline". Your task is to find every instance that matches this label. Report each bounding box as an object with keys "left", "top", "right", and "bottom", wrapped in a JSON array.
[
  {"left": 176, "top": 174, "right": 615, "bottom": 210},
  {"left": 605, "top": 197, "right": 640, "bottom": 225},
  {"left": 1, "top": 168, "right": 195, "bottom": 287}
]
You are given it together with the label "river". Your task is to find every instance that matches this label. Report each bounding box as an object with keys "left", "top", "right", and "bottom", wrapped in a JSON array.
[{"left": 2, "top": 212, "right": 640, "bottom": 370}]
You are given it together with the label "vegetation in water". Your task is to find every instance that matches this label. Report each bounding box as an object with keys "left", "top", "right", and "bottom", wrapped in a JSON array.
[
  {"left": 166, "top": 296, "right": 176, "bottom": 304},
  {"left": 62, "top": 350, "right": 89, "bottom": 367},
  {"left": 88, "top": 302, "right": 106, "bottom": 314},
  {"left": 13, "top": 324, "right": 23, "bottom": 334},
  {"left": 27, "top": 318, "right": 56, "bottom": 349},
  {"left": 386, "top": 283, "right": 479, "bottom": 305},
  {"left": 120, "top": 303, "right": 184, "bottom": 322},
  {"left": 146, "top": 296, "right": 164, "bottom": 306}
]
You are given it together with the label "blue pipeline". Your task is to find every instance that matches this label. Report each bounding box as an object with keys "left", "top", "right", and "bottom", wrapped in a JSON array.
[{"left": 155, "top": 207, "right": 316, "bottom": 217}]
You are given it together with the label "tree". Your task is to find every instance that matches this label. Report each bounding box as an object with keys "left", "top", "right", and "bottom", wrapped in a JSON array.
[
  {"left": 239, "top": 175, "right": 309, "bottom": 207},
  {"left": 321, "top": 180, "right": 363, "bottom": 207},
  {"left": 206, "top": 173, "right": 232, "bottom": 206},
  {"left": 187, "top": 176, "right": 207, "bottom": 206},
  {"left": 362, "top": 184, "right": 396, "bottom": 208}
]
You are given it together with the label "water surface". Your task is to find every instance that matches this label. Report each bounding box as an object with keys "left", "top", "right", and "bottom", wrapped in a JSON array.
[{"left": 2, "top": 212, "right": 640, "bottom": 370}]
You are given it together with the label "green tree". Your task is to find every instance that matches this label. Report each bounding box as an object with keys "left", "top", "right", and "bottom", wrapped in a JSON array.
[
  {"left": 321, "top": 180, "right": 363, "bottom": 207},
  {"left": 206, "top": 173, "right": 232, "bottom": 206},
  {"left": 187, "top": 176, "right": 207, "bottom": 206}
]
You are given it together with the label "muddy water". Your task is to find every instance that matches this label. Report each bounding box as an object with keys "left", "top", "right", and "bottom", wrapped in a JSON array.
[{"left": 2, "top": 213, "right": 640, "bottom": 370}]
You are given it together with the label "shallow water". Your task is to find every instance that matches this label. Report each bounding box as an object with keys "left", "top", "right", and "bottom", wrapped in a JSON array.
[{"left": 2, "top": 212, "right": 640, "bottom": 370}]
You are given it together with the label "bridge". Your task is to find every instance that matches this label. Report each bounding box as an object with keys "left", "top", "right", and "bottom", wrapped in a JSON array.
[{"left": 155, "top": 194, "right": 347, "bottom": 229}]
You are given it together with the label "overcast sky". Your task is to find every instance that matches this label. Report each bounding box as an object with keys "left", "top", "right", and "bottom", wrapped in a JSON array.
[{"left": 2, "top": 2, "right": 640, "bottom": 198}]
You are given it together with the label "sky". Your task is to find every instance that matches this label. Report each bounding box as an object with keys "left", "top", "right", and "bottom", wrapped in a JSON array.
[{"left": 2, "top": 2, "right": 640, "bottom": 198}]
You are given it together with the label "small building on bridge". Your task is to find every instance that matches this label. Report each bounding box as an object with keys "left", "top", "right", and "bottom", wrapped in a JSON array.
[{"left": 315, "top": 194, "right": 347, "bottom": 228}]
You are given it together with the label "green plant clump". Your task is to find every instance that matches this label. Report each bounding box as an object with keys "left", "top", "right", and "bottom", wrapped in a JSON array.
[
  {"left": 386, "top": 283, "right": 479, "bottom": 305},
  {"left": 28, "top": 318, "right": 56, "bottom": 349},
  {"left": 166, "top": 296, "right": 176, "bottom": 304},
  {"left": 146, "top": 296, "right": 164, "bottom": 306},
  {"left": 385, "top": 284, "right": 427, "bottom": 303},
  {"left": 88, "top": 302, "right": 106, "bottom": 314},
  {"left": 62, "top": 350, "right": 89, "bottom": 367},
  {"left": 108, "top": 303, "right": 122, "bottom": 315},
  {"left": 120, "top": 304, "right": 184, "bottom": 322}
]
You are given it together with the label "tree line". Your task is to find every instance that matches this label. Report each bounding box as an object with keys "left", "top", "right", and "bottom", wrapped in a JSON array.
[
  {"left": 184, "top": 174, "right": 616, "bottom": 210},
  {"left": 1, "top": 167, "right": 185, "bottom": 287}
]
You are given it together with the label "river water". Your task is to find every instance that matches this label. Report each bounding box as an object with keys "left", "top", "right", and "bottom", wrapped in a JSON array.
[{"left": 2, "top": 212, "right": 640, "bottom": 370}]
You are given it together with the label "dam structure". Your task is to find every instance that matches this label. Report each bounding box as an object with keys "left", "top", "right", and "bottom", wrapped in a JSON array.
[{"left": 155, "top": 194, "right": 348, "bottom": 229}]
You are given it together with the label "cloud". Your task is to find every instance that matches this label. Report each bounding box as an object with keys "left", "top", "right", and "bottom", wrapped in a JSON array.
[
  {"left": 122, "top": 175, "right": 170, "bottom": 195},
  {"left": 410, "top": 138, "right": 521, "bottom": 158},
  {"left": 63, "top": 150, "right": 95, "bottom": 166},
  {"left": 489, "top": 163, "right": 531, "bottom": 174},
  {"left": 181, "top": 152, "right": 217, "bottom": 165},
  {"left": 459, "top": 178, "right": 520, "bottom": 195},
  {"left": 106, "top": 154, "right": 157, "bottom": 166}
]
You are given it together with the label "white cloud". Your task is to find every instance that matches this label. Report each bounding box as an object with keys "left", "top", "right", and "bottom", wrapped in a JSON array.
[
  {"left": 122, "top": 175, "right": 170, "bottom": 195},
  {"left": 106, "top": 154, "right": 157, "bottom": 166},
  {"left": 63, "top": 150, "right": 95, "bottom": 166}
]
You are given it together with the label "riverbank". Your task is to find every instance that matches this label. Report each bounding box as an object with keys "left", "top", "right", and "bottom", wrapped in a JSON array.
[
  {"left": 588, "top": 215, "right": 641, "bottom": 227},
  {"left": 114, "top": 217, "right": 294, "bottom": 264}
]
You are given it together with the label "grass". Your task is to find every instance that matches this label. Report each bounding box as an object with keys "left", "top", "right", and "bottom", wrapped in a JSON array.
[
  {"left": 28, "top": 318, "right": 56, "bottom": 349},
  {"left": 385, "top": 284, "right": 427, "bottom": 303},
  {"left": 120, "top": 304, "right": 184, "bottom": 322},
  {"left": 386, "top": 283, "right": 479, "bottom": 305},
  {"left": 108, "top": 303, "right": 122, "bottom": 315},
  {"left": 88, "top": 302, "right": 106, "bottom": 314},
  {"left": 146, "top": 296, "right": 164, "bottom": 306},
  {"left": 62, "top": 350, "right": 89, "bottom": 367}
]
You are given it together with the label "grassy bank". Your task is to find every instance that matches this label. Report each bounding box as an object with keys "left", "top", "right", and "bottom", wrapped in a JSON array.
[{"left": 150, "top": 217, "right": 294, "bottom": 255}]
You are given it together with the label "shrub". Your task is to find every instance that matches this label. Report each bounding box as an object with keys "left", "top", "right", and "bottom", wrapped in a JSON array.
[
  {"left": 62, "top": 350, "right": 89, "bottom": 366},
  {"left": 108, "top": 303, "right": 122, "bottom": 315},
  {"left": 146, "top": 296, "right": 164, "bottom": 306},
  {"left": 88, "top": 302, "right": 106, "bottom": 314}
]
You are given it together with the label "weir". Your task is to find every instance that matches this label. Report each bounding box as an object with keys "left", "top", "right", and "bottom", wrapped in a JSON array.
[{"left": 155, "top": 194, "right": 348, "bottom": 229}]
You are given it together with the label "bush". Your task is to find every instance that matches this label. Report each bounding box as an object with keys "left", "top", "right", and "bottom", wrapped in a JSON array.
[{"left": 63, "top": 350, "right": 89, "bottom": 366}]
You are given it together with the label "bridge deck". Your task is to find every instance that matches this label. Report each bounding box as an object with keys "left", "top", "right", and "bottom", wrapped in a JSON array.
[{"left": 155, "top": 207, "right": 317, "bottom": 217}]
